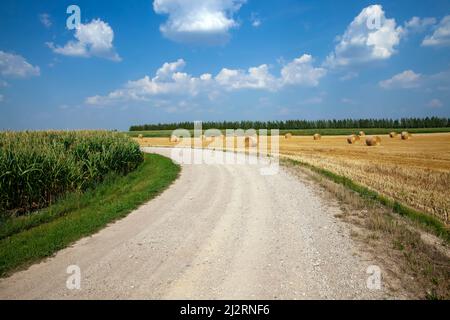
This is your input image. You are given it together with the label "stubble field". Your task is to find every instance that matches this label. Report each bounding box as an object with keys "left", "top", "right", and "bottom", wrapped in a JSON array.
[{"left": 136, "top": 133, "right": 450, "bottom": 225}]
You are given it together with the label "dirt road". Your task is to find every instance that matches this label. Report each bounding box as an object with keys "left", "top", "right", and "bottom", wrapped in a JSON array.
[{"left": 0, "top": 148, "right": 394, "bottom": 299}]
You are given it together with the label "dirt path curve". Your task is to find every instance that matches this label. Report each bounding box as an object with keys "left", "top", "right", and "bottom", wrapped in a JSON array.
[{"left": 0, "top": 148, "right": 395, "bottom": 299}]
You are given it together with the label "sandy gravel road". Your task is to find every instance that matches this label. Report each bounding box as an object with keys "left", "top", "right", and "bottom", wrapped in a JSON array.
[{"left": 0, "top": 147, "right": 394, "bottom": 299}]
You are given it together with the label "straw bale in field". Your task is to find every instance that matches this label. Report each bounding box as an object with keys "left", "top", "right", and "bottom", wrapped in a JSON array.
[
  {"left": 401, "top": 131, "right": 411, "bottom": 140},
  {"left": 347, "top": 135, "right": 358, "bottom": 144},
  {"left": 366, "top": 136, "right": 381, "bottom": 146},
  {"left": 389, "top": 132, "right": 397, "bottom": 138},
  {"left": 245, "top": 136, "right": 258, "bottom": 148}
]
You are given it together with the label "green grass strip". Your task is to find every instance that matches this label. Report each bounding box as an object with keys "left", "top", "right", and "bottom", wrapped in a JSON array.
[
  {"left": 0, "top": 153, "right": 180, "bottom": 277},
  {"left": 286, "top": 158, "right": 450, "bottom": 243}
]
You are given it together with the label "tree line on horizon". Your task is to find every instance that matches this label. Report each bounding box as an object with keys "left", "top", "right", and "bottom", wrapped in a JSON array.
[{"left": 130, "top": 117, "right": 450, "bottom": 131}]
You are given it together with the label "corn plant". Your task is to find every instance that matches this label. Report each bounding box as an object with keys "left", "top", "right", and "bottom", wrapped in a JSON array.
[{"left": 0, "top": 131, "right": 143, "bottom": 217}]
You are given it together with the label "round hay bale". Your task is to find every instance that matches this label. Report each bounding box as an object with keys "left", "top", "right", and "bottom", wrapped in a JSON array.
[
  {"left": 245, "top": 136, "right": 257, "bottom": 148},
  {"left": 313, "top": 133, "right": 321, "bottom": 141},
  {"left": 401, "top": 131, "right": 411, "bottom": 140},
  {"left": 347, "top": 135, "right": 358, "bottom": 144},
  {"left": 366, "top": 136, "right": 381, "bottom": 146},
  {"left": 138, "top": 134, "right": 143, "bottom": 139},
  {"left": 389, "top": 132, "right": 398, "bottom": 138},
  {"left": 285, "top": 133, "right": 292, "bottom": 139},
  {"left": 359, "top": 131, "right": 366, "bottom": 137},
  {"left": 169, "top": 135, "right": 179, "bottom": 143}
]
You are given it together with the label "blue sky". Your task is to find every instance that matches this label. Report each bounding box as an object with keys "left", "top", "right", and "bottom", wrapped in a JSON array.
[{"left": 0, "top": 0, "right": 449, "bottom": 130}]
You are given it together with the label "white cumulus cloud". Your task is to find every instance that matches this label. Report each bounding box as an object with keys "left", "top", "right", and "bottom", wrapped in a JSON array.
[
  {"left": 215, "top": 64, "right": 276, "bottom": 90},
  {"left": 47, "top": 19, "right": 121, "bottom": 61},
  {"left": 0, "top": 51, "right": 40, "bottom": 78},
  {"left": 39, "top": 13, "right": 52, "bottom": 28},
  {"left": 86, "top": 59, "right": 213, "bottom": 105},
  {"left": 153, "top": 0, "right": 246, "bottom": 44},
  {"left": 250, "top": 12, "right": 261, "bottom": 28},
  {"left": 281, "top": 54, "right": 326, "bottom": 87},
  {"left": 379, "top": 68, "right": 450, "bottom": 92},
  {"left": 427, "top": 98, "right": 443, "bottom": 108},
  {"left": 379, "top": 70, "right": 422, "bottom": 89},
  {"left": 326, "top": 5, "right": 402, "bottom": 68},
  {"left": 422, "top": 15, "right": 450, "bottom": 46},
  {"left": 403, "top": 16, "right": 436, "bottom": 34},
  {"left": 86, "top": 54, "right": 326, "bottom": 106}
]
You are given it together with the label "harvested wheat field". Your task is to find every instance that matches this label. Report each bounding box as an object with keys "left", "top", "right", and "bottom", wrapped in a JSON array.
[
  {"left": 280, "top": 133, "right": 450, "bottom": 225},
  {"left": 137, "top": 133, "right": 450, "bottom": 225}
]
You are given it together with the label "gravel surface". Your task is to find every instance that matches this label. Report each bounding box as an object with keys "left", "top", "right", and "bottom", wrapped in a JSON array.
[{"left": 0, "top": 148, "right": 395, "bottom": 299}]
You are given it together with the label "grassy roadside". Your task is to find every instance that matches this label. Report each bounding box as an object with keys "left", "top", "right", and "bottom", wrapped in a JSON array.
[
  {"left": 0, "top": 153, "right": 180, "bottom": 277},
  {"left": 284, "top": 158, "right": 450, "bottom": 243},
  {"left": 126, "top": 127, "right": 450, "bottom": 138},
  {"left": 285, "top": 161, "right": 450, "bottom": 299}
]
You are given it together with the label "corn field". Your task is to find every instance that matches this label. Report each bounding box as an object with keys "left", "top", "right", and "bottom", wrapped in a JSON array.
[{"left": 0, "top": 131, "right": 144, "bottom": 217}]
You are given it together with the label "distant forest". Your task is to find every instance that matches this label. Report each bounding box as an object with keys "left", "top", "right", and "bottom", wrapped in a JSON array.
[{"left": 130, "top": 117, "right": 450, "bottom": 131}]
